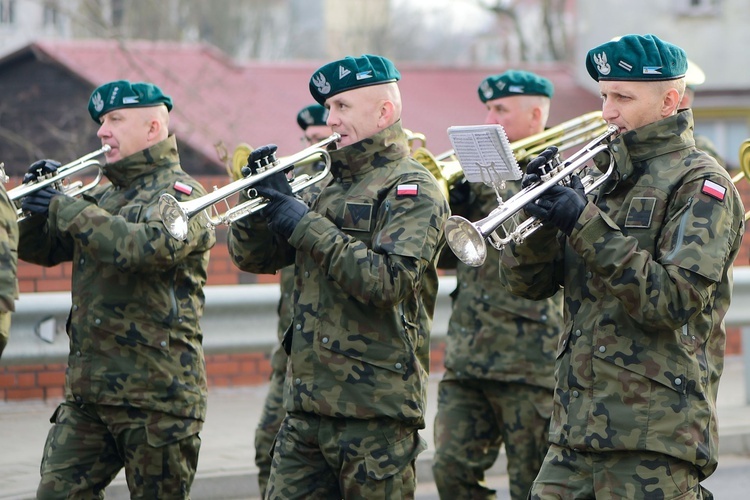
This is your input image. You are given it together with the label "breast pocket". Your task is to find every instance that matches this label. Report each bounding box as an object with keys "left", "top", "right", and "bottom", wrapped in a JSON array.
[{"left": 118, "top": 204, "right": 143, "bottom": 223}]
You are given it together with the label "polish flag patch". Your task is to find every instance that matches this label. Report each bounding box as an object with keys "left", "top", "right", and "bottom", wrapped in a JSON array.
[
  {"left": 396, "top": 184, "right": 419, "bottom": 196},
  {"left": 173, "top": 181, "right": 193, "bottom": 195},
  {"left": 701, "top": 179, "right": 726, "bottom": 201}
]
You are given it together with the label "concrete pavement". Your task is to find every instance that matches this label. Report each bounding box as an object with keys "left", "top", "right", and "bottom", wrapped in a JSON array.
[{"left": 1, "top": 356, "right": 748, "bottom": 500}]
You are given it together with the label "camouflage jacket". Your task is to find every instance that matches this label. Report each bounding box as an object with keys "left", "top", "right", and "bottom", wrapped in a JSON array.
[
  {"left": 18, "top": 135, "right": 216, "bottom": 420},
  {"left": 445, "top": 170, "right": 561, "bottom": 389},
  {"left": 271, "top": 161, "right": 331, "bottom": 374},
  {"left": 229, "top": 121, "right": 449, "bottom": 426},
  {"left": 0, "top": 184, "right": 18, "bottom": 312},
  {"left": 500, "top": 110, "right": 745, "bottom": 479}
]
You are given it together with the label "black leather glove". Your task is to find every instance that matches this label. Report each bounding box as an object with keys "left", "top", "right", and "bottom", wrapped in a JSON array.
[
  {"left": 241, "top": 144, "right": 293, "bottom": 197},
  {"left": 23, "top": 159, "right": 61, "bottom": 184},
  {"left": 448, "top": 180, "right": 471, "bottom": 207},
  {"left": 255, "top": 186, "right": 309, "bottom": 239},
  {"left": 21, "top": 186, "right": 64, "bottom": 217},
  {"left": 522, "top": 146, "right": 558, "bottom": 188},
  {"left": 524, "top": 175, "right": 586, "bottom": 236}
]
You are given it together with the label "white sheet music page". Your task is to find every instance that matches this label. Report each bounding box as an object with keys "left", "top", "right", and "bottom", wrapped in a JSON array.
[{"left": 447, "top": 125, "right": 521, "bottom": 186}]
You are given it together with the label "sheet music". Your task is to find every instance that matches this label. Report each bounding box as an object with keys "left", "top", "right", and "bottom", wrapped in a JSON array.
[{"left": 447, "top": 125, "right": 521, "bottom": 184}]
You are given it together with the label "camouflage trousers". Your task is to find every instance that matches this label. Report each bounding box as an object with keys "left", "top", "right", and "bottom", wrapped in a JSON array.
[
  {"left": 265, "top": 412, "right": 427, "bottom": 499},
  {"left": 530, "top": 443, "right": 709, "bottom": 499},
  {"left": 432, "top": 379, "right": 552, "bottom": 500},
  {"left": 255, "top": 367, "right": 286, "bottom": 497},
  {"left": 37, "top": 401, "right": 202, "bottom": 500}
]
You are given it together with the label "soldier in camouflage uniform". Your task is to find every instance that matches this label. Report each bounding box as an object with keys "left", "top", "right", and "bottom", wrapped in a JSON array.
[
  {"left": 254, "top": 103, "right": 332, "bottom": 497},
  {"left": 0, "top": 174, "right": 18, "bottom": 359},
  {"left": 500, "top": 34, "right": 745, "bottom": 499},
  {"left": 432, "top": 70, "right": 562, "bottom": 500},
  {"left": 18, "top": 80, "right": 216, "bottom": 499},
  {"left": 228, "top": 54, "right": 449, "bottom": 499}
]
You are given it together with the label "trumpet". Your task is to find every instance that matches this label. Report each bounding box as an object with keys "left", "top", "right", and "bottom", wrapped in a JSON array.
[
  {"left": 159, "top": 133, "right": 340, "bottom": 241},
  {"left": 444, "top": 125, "right": 619, "bottom": 267},
  {"left": 732, "top": 139, "right": 750, "bottom": 221},
  {"left": 8, "top": 145, "right": 110, "bottom": 221}
]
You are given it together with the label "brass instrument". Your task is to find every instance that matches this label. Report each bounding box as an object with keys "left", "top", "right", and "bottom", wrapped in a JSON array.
[
  {"left": 159, "top": 133, "right": 340, "bottom": 241},
  {"left": 412, "top": 111, "right": 608, "bottom": 202},
  {"left": 229, "top": 143, "right": 253, "bottom": 181},
  {"left": 444, "top": 125, "right": 620, "bottom": 267},
  {"left": 8, "top": 145, "right": 110, "bottom": 221},
  {"left": 405, "top": 129, "right": 427, "bottom": 152},
  {"left": 732, "top": 139, "right": 750, "bottom": 221},
  {"left": 412, "top": 147, "right": 462, "bottom": 201}
]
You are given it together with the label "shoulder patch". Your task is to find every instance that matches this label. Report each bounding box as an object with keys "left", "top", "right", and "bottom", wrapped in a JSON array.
[
  {"left": 173, "top": 181, "right": 193, "bottom": 195},
  {"left": 396, "top": 184, "right": 419, "bottom": 197},
  {"left": 701, "top": 179, "right": 726, "bottom": 201}
]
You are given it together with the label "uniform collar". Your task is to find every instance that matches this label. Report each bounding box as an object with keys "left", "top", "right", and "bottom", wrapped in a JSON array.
[
  {"left": 328, "top": 120, "right": 410, "bottom": 183},
  {"left": 102, "top": 135, "right": 180, "bottom": 188},
  {"left": 609, "top": 109, "right": 695, "bottom": 182}
]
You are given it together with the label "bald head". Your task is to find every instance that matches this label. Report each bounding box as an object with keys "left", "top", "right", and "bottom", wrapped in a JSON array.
[{"left": 325, "top": 82, "right": 403, "bottom": 147}]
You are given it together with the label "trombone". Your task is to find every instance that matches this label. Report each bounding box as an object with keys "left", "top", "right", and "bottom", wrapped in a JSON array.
[
  {"left": 412, "top": 111, "right": 608, "bottom": 201},
  {"left": 444, "top": 125, "right": 620, "bottom": 267},
  {"left": 8, "top": 145, "right": 110, "bottom": 221},
  {"left": 159, "top": 133, "right": 340, "bottom": 241},
  {"left": 732, "top": 139, "right": 750, "bottom": 221}
]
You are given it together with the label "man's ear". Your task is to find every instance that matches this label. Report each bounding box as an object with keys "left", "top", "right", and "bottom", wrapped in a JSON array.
[
  {"left": 147, "top": 117, "right": 162, "bottom": 141},
  {"left": 378, "top": 100, "right": 395, "bottom": 127},
  {"left": 662, "top": 87, "right": 681, "bottom": 117}
]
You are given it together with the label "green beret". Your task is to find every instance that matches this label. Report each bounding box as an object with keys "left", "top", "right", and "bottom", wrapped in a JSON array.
[
  {"left": 309, "top": 54, "right": 400, "bottom": 105},
  {"left": 296, "top": 104, "right": 329, "bottom": 130},
  {"left": 88, "top": 80, "right": 173, "bottom": 122},
  {"left": 478, "top": 70, "right": 554, "bottom": 103},
  {"left": 586, "top": 34, "right": 687, "bottom": 82}
]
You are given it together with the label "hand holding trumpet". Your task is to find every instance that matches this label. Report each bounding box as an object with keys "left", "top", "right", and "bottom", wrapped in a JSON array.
[
  {"left": 23, "top": 159, "right": 61, "bottom": 184},
  {"left": 241, "top": 144, "right": 294, "bottom": 197},
  {"left": 21, "top": 186, "right": 66, "bottom": 217},
  {"left": 524, "top": 175, "right": 586, "bottom": 236}
]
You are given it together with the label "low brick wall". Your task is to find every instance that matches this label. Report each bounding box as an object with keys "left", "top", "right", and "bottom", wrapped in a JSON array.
[{"left": 1, "top": 332, "right": 743, "bottom": 402}]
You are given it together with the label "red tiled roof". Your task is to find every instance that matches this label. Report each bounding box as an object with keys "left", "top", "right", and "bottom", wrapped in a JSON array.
[{"left": 26, "top": 39, "right": 601, "bottom": 165}]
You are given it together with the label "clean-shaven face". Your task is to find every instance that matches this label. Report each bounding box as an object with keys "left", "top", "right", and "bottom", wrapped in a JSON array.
[
  {"left": 324, "top": 86, "right": 385, "bottom": 148},
  {"left": 96, "top": 106, "right": 162, "bottom": 163},
  {"left": 599, "top": 80, "right": 668, "bottom": 133},
  {"left": 483, "top": 95, "right": 539, "bottom": 142}
]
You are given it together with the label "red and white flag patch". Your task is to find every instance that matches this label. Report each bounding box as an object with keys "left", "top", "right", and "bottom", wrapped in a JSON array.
[
  {"left": 396, "top": 184, "right": 419, "bottom": 196},
  {"left": 173, "top": 181, "right": 193, "bottom": 195},
  {"left": 701, "top": 179, "right": 726, "bottom": 201}
]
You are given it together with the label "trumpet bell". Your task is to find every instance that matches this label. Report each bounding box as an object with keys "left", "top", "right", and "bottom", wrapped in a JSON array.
[
  {"left": 158, "top": 194, "right": 190, "bottom": 241},
  {"left": 444, "top": 215, "right": 486, "bottom": 267}
]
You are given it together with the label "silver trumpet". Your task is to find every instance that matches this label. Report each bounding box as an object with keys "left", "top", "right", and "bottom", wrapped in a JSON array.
[
  {"left": 159, "top": 133, "right": 340, "bottom": 241},
  {"left": 444, "top": 125, "right": 619, "bottom": 267},
  {"left": 9, "top": 145, "right": 110, "bottom": 221}
]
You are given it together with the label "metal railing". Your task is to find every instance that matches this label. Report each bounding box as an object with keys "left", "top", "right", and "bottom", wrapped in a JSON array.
[{"left": 4, "top": 268, "right": 750, "bottom": 401}]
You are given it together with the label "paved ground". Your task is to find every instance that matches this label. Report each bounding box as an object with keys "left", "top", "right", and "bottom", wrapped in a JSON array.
[{"left": 1, "top": 356, "right": 748, "bottom": 499}]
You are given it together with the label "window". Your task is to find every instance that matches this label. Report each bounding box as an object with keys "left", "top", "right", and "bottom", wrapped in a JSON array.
[
  {"left": 0, "top": 0, "right": 16, "bottom": 25},
  {"left": 676, "top": 0, "right": 722, "bottom": 16},
  {"left": 43, "top": 1, "right": 60, "bottom": 27},
  {"left": 111, "top": 0, "right": 124, "bottom": 27}
]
